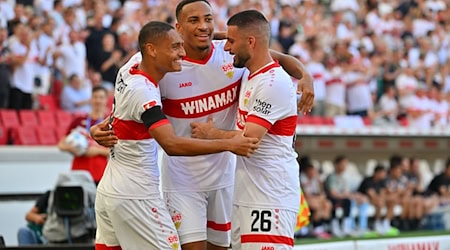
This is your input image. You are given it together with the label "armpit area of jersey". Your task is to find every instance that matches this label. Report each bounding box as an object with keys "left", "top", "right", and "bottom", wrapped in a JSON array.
[{"left": 141, "top": 106, "right": 167, "bottom": 129}]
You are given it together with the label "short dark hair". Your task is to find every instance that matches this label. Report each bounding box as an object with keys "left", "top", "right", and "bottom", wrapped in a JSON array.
[
  {"left": 389, "top": 155, "right": 403, "bottom": 169},
  {"left": 227, "top": 10, "right": 270, "bottom": 41},
  {"left": 175, "top": 0, "right": 211, "bottom": 21},
  {"left": 138, "top": 21, "right": 174, "bottom": 53},
  {"left": 92, "top": 86, "right": 107, "bottom": 95},
  {"left": 374, "top": 165, "right": 385, "bottom": 173},
  {"left": 68, "top": 74, "right": 79, "bottom": 81},
  {"left": 334, "top": 155, "right": 347, "bottom": 165}
]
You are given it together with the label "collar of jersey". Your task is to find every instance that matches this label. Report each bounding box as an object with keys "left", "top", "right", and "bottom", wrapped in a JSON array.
[
  {"left": 182, "top": 43, "right": 215, "bottom": 65},
  {"left": 248, "top": 60, "right": 280, "bottom": 80},
  {"left": 129, "top": 63, "right": 158, "bottom": 87}
]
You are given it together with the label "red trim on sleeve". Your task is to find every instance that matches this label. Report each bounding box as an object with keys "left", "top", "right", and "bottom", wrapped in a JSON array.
[
  {"left": 182, "top": 43, "right": 214, "bottom": 64},
  {"left": 241, "top": 234, "right": 294, "bottom": 246},
  {"left": 248, "top": 61, "right": 280, "bottom": 80},
  {"left": 207, "top": 221, "right": 231, "bottom": 231},
  {"left": 247, "top": 115, "right": 272, "bottom": 130},
  {"left": 325, "top": 78, "right": 342, "bottom": 85},
  {"left": 129, "top": 63, "right": 158, "bottom": 87},
  {"left": 148, "top": 119, "right": 170, "bottom": 131},
  {"left": 112, "top": 118, "right": 152, "bottom": 140},
  {"left": 95, "top": 243, "right": 122, "bottom": 250}
]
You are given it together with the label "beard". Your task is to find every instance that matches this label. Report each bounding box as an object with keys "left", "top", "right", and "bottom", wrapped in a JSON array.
[{"left": 232, "top": 52, "right": 250, "bottom": 68}]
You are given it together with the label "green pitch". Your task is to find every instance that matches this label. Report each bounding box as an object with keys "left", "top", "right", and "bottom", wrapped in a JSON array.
[{"left": 295, "top": 230, "right": 450, "bottom": 245}]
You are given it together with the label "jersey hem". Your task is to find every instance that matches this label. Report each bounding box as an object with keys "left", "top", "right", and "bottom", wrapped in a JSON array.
[
  {"left": 233, "top": 201, "right": 299, "bottom": 213},
  {"left": 161, "top": 183, "right": 234, "bottom": 193}
]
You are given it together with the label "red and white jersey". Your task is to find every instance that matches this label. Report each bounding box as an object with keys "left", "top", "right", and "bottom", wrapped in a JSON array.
[
  {"left": 306, "top": 62, "right": 327, "bottom": 101},
  {"left": 159, "top": 40, "right": 246, "bottom": 192},
  {"left": 234, "top": 62, "right": 300, "bottom": 212},
  {"left": 97, "top": 57, "right": 169, "bottom": 199},
  {"left": 407, "top": 95, "right": 432, "bottom": 129},
  {"left": 343, "top": 71, "right": 372, "bottom": 112},
  {"left": 325, "top": 66, "right": 346, "bottom": 107}
]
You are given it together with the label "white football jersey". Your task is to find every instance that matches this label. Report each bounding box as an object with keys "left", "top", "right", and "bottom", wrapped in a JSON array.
[
  {"left": 159, "top": 40, "right": 245, "bottom": 192},
  {"left": 97, "top": 57, "right": 169, "bottom": 199},
  {"left": 234, "top": 61, "right": 300, "bottom": 212}
]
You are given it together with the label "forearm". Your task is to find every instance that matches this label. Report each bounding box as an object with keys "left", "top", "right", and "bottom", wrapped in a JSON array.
[
  {"left": 101, "top": 58, "right": 115, "bottom": 72},
  {"left": 207, "top": 127, "right": 240, "bottom": 139},
  {"left": 270, "top": 50, "right": 307, "bottom": 80},
  {"left": 159, "top": 135, "right": 232, "bottom": 156}
]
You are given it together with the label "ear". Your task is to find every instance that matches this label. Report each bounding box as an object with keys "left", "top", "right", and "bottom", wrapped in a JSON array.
[
  {"left": 248, "top": 36, "right": 256, "bottom": 49},
  {"left": 175, "top": 22, "right": 182, "bottom": 34},
  {"left": 146, "top": 43, "right": 157, "bottom": 58}
]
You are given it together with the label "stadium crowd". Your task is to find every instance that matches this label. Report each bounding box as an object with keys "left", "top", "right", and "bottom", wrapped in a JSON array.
[
  {"left": 0, "top": 0, "right": 449, "bottom": 245},
  {"left": 297, "top": 154, "right": 450, "bottom": 239},
  {"left": 0, "top": 0, "right": 449, "bottom": 129}
]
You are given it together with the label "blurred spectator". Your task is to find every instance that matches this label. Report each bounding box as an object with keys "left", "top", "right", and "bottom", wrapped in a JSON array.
[
  {"left": 406, "top": 85, "right": 433, "bottom": 129},
  {"left": 325, "top": 155, "right": 369, "bottom": 237},
  {"left": 324, "top": 60, "right": 346, "bottom": 117},
  {"left": 395, "top": 65, "right": 418, "bottom": 115},
  {"left": 53, "top": 30, "right": 86, "bottom": 81},
  {"left": 358, "top": 165, "right": 397, "bottom": 235},
  {"left": 95, "top": 32, "right": 121, "bottom": 87},
  {"left": 58, "top": 86, "right": 109, "bottom": 185},
  {"left": 427, "top": 158, "right": 450, "bottom": 205},
  {"left": 300, "top": 163, "right": 332, "bottom": 239},
  {"left": 344, "top": 57, "right": 373, "bottom": 117},
  {"left": 0, "top": 0, "right": 14, "bottom": 28},
  {"left": 306, "top": 49, "right": 326, "bottom": 116},
  {"left": 6, "top": 3, "right": 27, "bottom": 35},
  {"left": 17, "top": 191, "right": 50, "bottom": 245},
  {"left": 430, "top": 85, "right": 449, "bottom": 127},
  {"left": 386, "top": 158, "right": 421, "bottom": 231},
  {"left": 0, "top": 26, "right": 11, "bottom": 108},
  {"left": 382, "top": 49, "right": 404, "bottom": 87},
  {"left": 373, "top": 85, "right": 399, "bottom": 125},
  {"left": 8, "top": 23, "right": 38, "bottom": 110},
  {"left": 85, "top": 9, "right": 110, "bottom": 70},
  {"left": 34, "top": 18, "right": 56, "bottom": 95},
  {"left": 60, "top": 74, "right": 91, "bottom": 113}
]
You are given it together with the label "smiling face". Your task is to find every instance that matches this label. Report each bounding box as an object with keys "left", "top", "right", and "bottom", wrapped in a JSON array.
[
  {"left": 153, "top": 29, "right": 186, "bottom": 73},
  {"left": 224, "top": 25, "right": 251, "bottom": 68},
  {"left": 176, "top": 1, "right": 214, "bottom": 52}
]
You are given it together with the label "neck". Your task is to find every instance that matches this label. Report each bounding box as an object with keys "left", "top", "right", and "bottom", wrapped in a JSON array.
[
  {"left": 139, "top": 58, "right": 163, "bottom": 83},
  {"left": 90, "top": 110, "right": 105, "bottom": 120},
  {"left": 247, "top": 49, "right": 273, "bottom": 76},
  {"left": 184, "top": 44, "right": 212, "bottom": 61}
]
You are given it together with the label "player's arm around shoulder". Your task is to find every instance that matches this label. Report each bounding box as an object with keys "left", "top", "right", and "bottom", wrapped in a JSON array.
[{"left": 270, "top": 50, "right": 314, "bottom": 114}]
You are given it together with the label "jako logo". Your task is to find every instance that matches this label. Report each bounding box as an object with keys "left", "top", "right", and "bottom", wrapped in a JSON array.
[
  {"left": 261, "top": 246, "right": 274, "bottom": 250},
  {"left": 179, "top": 82, "right": 192, "bottom": 88}
]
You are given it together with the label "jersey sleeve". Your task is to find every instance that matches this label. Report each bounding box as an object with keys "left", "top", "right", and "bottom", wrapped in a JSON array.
[
  {"left": 128, "top": 79, "right": 169, "bottom": 130},
  {"left": 246, "top": 76, "right": 295, "bottom": 130}
]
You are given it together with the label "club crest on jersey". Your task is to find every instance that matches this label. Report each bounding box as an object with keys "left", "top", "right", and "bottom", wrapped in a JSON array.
[
  {"left": 171, "top": 210, "right": 182, "bottom": 229},
  {"left": 243, "top": 90, "right": 251, "bottom": 105},
  {"left": 222, "top": 63, "right": 234, "bottom": 79},
  {"left": 143, "top": 100, "right": 157, "bottom": 111},
  {"left": 167, "top": 234, "right": 179, "bottom": 250}
]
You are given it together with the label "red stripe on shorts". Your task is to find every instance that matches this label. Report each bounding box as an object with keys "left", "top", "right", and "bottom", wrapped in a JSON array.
[
  {"left": 95, "top": 243, "right": 122, "bottom": 250},
  {"left": 207, "top": 221, "right": 231, "bottom": 231},
  {"left": 241, "top": 234, "right": 294, "bottom": 246}
]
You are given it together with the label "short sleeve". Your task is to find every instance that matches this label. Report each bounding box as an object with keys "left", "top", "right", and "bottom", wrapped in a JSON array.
[
  {"left": 247, "top": 76, "right": 296, "bottom": 129},
  {"left": 128, "top": 81, "right": 163, "bottom": 123}
]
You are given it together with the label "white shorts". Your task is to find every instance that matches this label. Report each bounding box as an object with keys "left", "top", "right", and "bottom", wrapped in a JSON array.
[
  {"left": 95, "top": 192, "right": 181, "bottom": 250},
  {"left": 163, "top": 186, "right": 233, "bottom": 247},
  {"left": 231, "top": 205, "right": 297, "bottom": 250}
]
